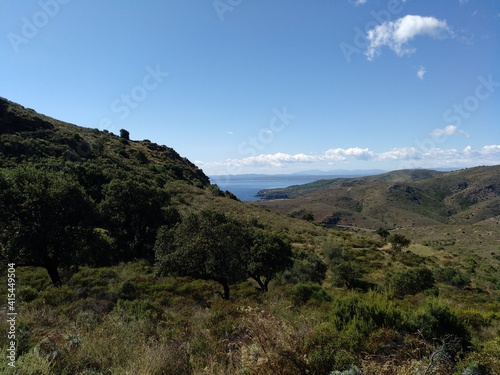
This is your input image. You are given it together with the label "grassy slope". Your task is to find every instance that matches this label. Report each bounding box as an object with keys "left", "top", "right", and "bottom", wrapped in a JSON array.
[{"left": 0, "top": 97, "right": 499, "bottom": 374}]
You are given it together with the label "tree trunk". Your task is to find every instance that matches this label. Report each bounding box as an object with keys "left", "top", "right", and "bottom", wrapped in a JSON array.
[
  {"left": 251, "top": 276, "right": 267, "bottom": 292},
  {"left": 263, "top": 278, "right": 271, "bottom": 292},
  {"left": 216, "top": 280, "right": 230, "bottom": 300},
  {"left": 45, "top": 262, "right": 62, "bottom": 286}
]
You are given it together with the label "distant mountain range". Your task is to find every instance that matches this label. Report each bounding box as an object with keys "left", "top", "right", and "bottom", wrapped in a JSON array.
[{"left": 256, "top": 166, "right": 500, "bottom": 229}]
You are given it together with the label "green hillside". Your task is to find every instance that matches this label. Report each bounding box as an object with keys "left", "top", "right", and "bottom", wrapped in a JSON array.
[
  {"left": 1, "top": 98, "right": 499, "bottom": 374},
  {"left": 257, "top": 166, "right": 500, "bottom": 229},
  {"left": 0, "top": 97, "right": 210, "bottom": 188}
]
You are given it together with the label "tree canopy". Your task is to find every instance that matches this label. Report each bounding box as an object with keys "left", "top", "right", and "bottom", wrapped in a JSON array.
[
  {"left": 154, "top": 209, "right": 293, "bottom": 298},
  {"left": 0, "top": 167, "right": 99, "bottom": 285},
  {"left": 246, "top": 230, "right": 293, "bottom": 292},
  {"left": 388, "top": 233, "right": 411, "bottom": 252},
  {"left": 155, "top": 209, "right": 249, "bottom": 299}
]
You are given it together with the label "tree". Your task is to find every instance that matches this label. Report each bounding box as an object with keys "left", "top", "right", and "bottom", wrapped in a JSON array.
[
  {"left": 99, "top": 179, "right": 172, "bottom": 262},
  {"left": 155, "top": 209, "right": 249, "bottom": 299},
  {"left": 331, "top": 261, "right": 364, "bottom": 289},
  {"left": 0, "top": 167, "right": 98, "bottom": 286},
  {"left": 388, "top": 233, "right": 411, "bottom": 252},
  {"left": 246, "top": 230, "right": 293, "bottom": 292},
  {"left": 119, "top": 128, "right": 130, "bottom": 140},
  {"left": 376, "top": 227, "right": 390, "bottom": 242}
]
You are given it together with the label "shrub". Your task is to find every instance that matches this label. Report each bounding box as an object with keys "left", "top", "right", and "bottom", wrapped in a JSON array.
[
  {"left": 305, "top": 323, "right": 361, "bottom": 374},
  {"left": 329, "top": 291, "right": 406, "bottom": 336},
  {"left": 433, "top": 266, "right": 471, "bottom": 288},
  {"left": 386, "top": 267, "right": 435, "bottom": 298},
  {"left": 409, "top": 300, "right": 471, "bottom": 350},
  {"left": 292, "top": 283, "right": 331, "bottom": 306},
  {"left": 281, "top": 253, "right": 327, "bottom": 284}
]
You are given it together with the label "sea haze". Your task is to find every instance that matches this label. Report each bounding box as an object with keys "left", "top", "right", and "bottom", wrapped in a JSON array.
[{"left": 210, "top": 171, "right": 385, "bottom": 201}]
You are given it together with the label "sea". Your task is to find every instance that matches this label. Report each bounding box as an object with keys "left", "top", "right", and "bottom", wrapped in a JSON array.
[
  {"left": 209, "top": 175, "right": 330, "bottom": 202},
  {"left": 209, "top": 170, "right": 389, "bottom": 201}
]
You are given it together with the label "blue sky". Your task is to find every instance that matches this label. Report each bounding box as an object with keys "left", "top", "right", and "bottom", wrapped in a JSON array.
[{"left": 1, "top": 0, "right": 499, "bottom": 175}]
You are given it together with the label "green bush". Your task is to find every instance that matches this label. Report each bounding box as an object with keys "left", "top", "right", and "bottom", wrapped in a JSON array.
[
  {"left": 409, "top": 300, "right": 471, "bottom": 350},
  {"left": 433, "top": 266, "right": 471, "bottom": 288},
  {"left": 386, "top": 267, "right": 435, "bottom": 298},
  {"left": 329, "top": 292, "right": 406, "bottom": 336},
  {"left": 331, "top": 261, "right": 364, "bottom": 289},
  {"left": 305, "top": 323, "right": 361, "bottom": 374},
  {"left": 292, "top": 282, "right": 331, "bottom": 306},
  {"left": 281, "top": 253, "right": 327, "bottom": 284}
]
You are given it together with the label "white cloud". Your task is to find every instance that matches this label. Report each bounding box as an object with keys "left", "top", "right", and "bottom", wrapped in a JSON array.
[
  {"left": 417, "top": 66, "right": 426, "bottom": 79},
  {"left": 430, "top": 125, "right": 469, "bottom": 137},
  {"left": 365, "top": 15, "right": 452, "bottom": 60},
  {"left": 379, "top": 147, "right": 422, "bottom": 160},
  {"left": 202, "top": 144, "right": 500, "bottom": 173},
  {"left": 324, "top": 147, "right": 375, "bottom": 161}
]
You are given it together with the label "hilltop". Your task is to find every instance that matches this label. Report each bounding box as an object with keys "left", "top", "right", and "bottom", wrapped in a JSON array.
[
  {"left": 257, "top": 166, "right": 500, "bottom": 229},
  {"left": 0, "top": 96, "right": 211, "bottom": 188}
]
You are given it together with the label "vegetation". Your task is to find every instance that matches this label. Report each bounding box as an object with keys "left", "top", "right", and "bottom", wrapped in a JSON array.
[
  {"left": 0, "top": 98, "right": 499, "bottom": 374},
  {"left": 388, "top": 233, "right": 411, "bottom": 252},
  {"left": 257, "top": 166, "right": 500, "bottom": 229},
  {"left": 376, "top": 227, "right": 389, "bottom": 242}
]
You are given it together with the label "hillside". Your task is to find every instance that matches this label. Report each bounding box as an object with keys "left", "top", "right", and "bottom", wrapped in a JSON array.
[
  {"left": 1, "top": 98, "right": 499, "bottom": 374},
  {"left": 0, "top": 96, "right": 210, "bottom": 188},
  {"left": 257, "top": 166, "right": 500, "bottom": 229}
]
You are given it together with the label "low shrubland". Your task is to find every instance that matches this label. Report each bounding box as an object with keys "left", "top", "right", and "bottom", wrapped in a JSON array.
[{"left": 1, "top": 253, "right": 499, "bottom": 375}]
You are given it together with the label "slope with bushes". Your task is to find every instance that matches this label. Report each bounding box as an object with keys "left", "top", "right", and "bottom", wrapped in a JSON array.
[
  {"left": 257, "top": 166, "right": 500, "bottom": 229},
  {"left": 0, "top": 98, "right": 499, "bottom": 374}
]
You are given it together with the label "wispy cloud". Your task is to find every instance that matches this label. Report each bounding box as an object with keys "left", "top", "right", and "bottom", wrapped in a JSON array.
[
  {"left": 430, "top": 125, "right": 469, "bottom": 137},
  {"left": 417, "top": 66, "right": 426, "bottom": 79},
  {"left": 365, "top": 15, "right": 452, "bottom": 60},
  {"left": 350, "top": 0, "right": 367, "bottom": 6},
  {"left": 202, "top": 144, "right": 499, "bottom": 171}
]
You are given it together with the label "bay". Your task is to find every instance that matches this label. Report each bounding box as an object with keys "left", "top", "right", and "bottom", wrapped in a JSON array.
[{"left": 209, "top": 175, "right": 326, "bottom": 202}]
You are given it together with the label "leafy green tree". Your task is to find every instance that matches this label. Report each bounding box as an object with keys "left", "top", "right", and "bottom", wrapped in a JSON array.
[
  {"left": 388, "top": 233, "right": 411, "bottom": 252},
  {"left": 376, "top": 227, "right": 390, "bottom": 242},
  {"left": 331, "top": 261, "right": 364, "bottom": 289},
  {"left": 246, "top": 230, "right": 293, "bottom": 292},
  {"left": 99, "top": 179, "right": 172, "bottom": 262},
  {"left": 155, "top": 209, "right": 250, "bottom": 299},
  {"left": 0, "top": 167, "right": 98, "bottom": 286}
]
